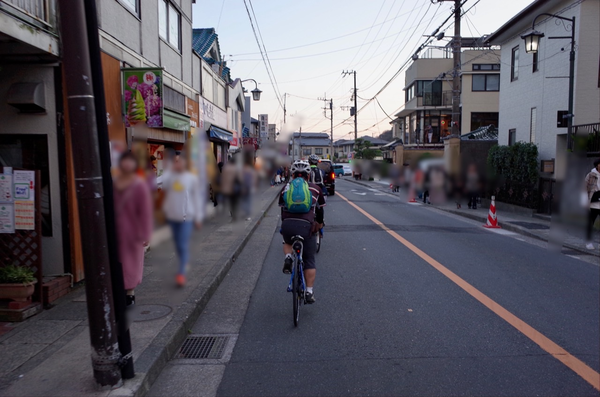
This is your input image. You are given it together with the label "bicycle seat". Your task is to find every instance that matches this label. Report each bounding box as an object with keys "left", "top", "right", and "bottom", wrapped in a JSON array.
[{"left": 291, "top": 235, "right": 305, "bottom": 243}]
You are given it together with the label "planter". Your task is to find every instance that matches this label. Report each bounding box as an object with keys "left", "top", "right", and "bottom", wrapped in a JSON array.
[{"left": 0, "top": 280, "right": 37, "bottom": 302}]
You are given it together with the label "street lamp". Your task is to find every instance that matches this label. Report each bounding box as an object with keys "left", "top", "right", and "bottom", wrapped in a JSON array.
[
  {"left": 521, "top": 13, "right": 576, "bottom": 149},
  {"left": 241, "top": 79, "right": 262, "bottom": 101}
]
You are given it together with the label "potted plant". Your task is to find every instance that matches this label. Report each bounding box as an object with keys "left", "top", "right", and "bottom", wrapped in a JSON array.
[{"left": 0, "top": 265, "right": 37, "bottom": 302}]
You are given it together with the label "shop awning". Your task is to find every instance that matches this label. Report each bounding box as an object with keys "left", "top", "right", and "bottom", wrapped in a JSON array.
[
  {"left": 209, "top": 125, "right": 234, "bottom": 143},
  {"left": 163, "top": 109, "right": 190, "bottom": 131}
]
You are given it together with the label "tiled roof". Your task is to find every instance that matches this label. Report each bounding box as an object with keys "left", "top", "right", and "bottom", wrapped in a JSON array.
[
  {"left": 461, "top": 125, "right": 498, "bottom": 140},
  {"left": 192, "top": 28, "right": 217, "bottom": 58},
  {"left": 297, "top": 137, "right": 331, "bottom": 146},
  {"left": 292, "top": 132, "right": 329, "bottom": 139}
]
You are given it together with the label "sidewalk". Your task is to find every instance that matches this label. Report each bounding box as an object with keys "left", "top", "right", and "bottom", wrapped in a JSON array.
[
  {"left": 0, "top": 184, "right": 280, "bottom": 397},
  {"left": 342, "top": 178, "right": 600, "bottom": 258}
]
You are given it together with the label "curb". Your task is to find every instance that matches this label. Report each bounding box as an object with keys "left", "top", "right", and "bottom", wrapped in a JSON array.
[
  {"left": 125, "top": 189, "right": 280, "bottom": 397},
  {"left": 342, "top": 178, "right": 600, "bottom": 258}
]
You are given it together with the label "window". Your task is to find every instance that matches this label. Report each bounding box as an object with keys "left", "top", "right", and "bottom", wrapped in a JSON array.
[
  {"left": 303, "top": 148, "right": 312, "bottom": 156},
  {"left": 315, "top": 148, "right": 323, "bottom": 155},
  {"left": 508, "top": 129, "right": 516, "bottom": 146},
  {"left": 557, "top": 110, "right": 569, "bottom": 128},
  {"left": 530, "top": 108, "right": 537, "bottom": 143},
  {"left": 472, "top": 74, "right": 500, "bottom": 91},
  {"left": 532, "top": 52, "right": 539, "bottom": 73},
  {"left": 511, "top": 46, "right": 519, "bottom": 81},
  {"left": 158, "top": 1, "right": 181, "bottom": 50},
  {"left": 471, "top": 112, "right": 499, "bottom": 131},
  {"left": 119, "top": 0, "right": 138, "bottom": 15},
  {"left": 473, "top": 64, "right": 500, "bottom": 71},
  {"left": 405, "top": 84, "right": 415, "bottom": 102}
]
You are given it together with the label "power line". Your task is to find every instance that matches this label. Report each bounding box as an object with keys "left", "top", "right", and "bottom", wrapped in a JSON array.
[{"left": 242, "top": 0, "right": 284, "bottom": 110}]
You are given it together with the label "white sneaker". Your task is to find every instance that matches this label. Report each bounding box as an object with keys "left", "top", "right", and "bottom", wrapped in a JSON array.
[{"left": 586, "top": 243, "right": 595, "bottom": 250}]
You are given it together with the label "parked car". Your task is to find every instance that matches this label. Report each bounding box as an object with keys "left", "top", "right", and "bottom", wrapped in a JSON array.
[
  {"left": 333, "top": 164, "right": 344, "bottom": 177},
  {"left": 342, "top": 164, "right": 352, "bottom": 176},
  {"left": 317, "top": 159, "right": 335, "bottom": 195}
]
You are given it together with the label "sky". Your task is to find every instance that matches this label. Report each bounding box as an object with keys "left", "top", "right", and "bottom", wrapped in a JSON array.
[{"left": 192, "top": 0, "right": 535, "bottom": 141}]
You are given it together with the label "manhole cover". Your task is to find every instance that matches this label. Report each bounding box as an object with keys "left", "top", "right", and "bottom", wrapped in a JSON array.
[
  {"left": 508, "top": 221, "right": 549, "bottom": 230},
  {"left": 178, "top": 336, "right": 229, "bottom": 359},
  {"left": 131, "top": 304, "right": 172, "bottom": 322}
]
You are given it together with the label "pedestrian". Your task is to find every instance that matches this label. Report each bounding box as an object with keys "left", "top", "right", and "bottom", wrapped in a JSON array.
[
  {"left": 241, "top": 152, "right": 257, "bottom": 221},
  {"left": 425, "top": 125, "right": 433, "bottom": 144},
  {"left": 162, "top": 154, "right": 203, "bottom": 287},
  {"left": 113, "top": 152, "right": 153, "bottom": 306},
  {"left": 220, "top": 155, "right": 243, "bottom": 221},
  {"left": 465, "top": 163, "right": 480, "bottom": 209},
  {"left": 585, "top": 158, "right": 600, "bottom": 250}
]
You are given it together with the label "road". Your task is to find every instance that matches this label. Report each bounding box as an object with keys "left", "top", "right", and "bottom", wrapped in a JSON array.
[{"left": 149, "top": 179, "right": 600, "bottom": 397}]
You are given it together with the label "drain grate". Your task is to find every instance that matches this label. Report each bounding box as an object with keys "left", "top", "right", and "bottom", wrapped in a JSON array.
[{"left": 178, "top": 336, "right": 229, "bottom": 359}]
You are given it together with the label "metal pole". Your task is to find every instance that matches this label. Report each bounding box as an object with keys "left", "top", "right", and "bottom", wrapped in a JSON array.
[
  {"left": 299, "top": 126, "right": 302, "bottom": 160},
  {"left": 567, "top": 16, "right": 576, "bottom": 150},
  {"left": 83, "top": 0, "right": 134, "bottom": 379},
  {"left": 57, "top": 0, "right": 122, "bottom": 387},
  {"left": 330, "top": 99, "right": 334, "bottom": 160},
  {"left": 451, "top": 0, "right": 461, "bottom": 137},
  {"left": 353, "top": 71, "right": 358, "bottom": 141}
]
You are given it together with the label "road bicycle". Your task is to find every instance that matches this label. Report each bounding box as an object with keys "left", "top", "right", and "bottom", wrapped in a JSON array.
[{"left": 287, "top": 235, "right": 306, "bottom": 327}]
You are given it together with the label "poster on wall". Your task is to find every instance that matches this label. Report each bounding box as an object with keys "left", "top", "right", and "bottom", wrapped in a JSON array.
[
  {"left": 14, "top": 170, "right": 35, "bottom": 230},
  {"left": 122, "top": 68, "right": 164, "bottom": 128},
  {"left": 0, "top": 174, "right": 13, "bottom": 202},
  {"left": 0, "top": 204, "right": 15, "bottom": 233}
]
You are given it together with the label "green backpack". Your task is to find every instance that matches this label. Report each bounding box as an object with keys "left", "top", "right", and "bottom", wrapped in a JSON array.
[{"left": 283, "top": 177, "right": 312, "bottom": 213}]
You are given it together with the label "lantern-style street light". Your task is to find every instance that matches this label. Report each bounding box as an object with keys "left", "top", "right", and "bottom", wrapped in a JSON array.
[
  {"left": 241, "top": 79, "right": 262, "bottom": 101},
  {"left": 521, "top": 13, "right": 576, "bottom": 149}
]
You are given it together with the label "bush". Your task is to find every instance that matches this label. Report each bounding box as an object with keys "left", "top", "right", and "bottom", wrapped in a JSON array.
[
  {"left": 0, "top": 265, "right": 35, "bottom": 284},
  {"left": 487, "top": 142, "right": 538, "bottom": 185}
]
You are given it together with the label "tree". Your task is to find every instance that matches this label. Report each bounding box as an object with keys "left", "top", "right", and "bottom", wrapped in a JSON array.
[
  {"left": 353, "top": 138, "right": 381, "bottom": 160},
  {"left": 378, "top": 129, "right": 393, "bottom": 141}
]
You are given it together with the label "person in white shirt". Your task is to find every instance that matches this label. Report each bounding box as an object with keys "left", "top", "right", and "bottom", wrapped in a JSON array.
[
  {"left": 162, "top": 155, "right": 203, "bottom": 286},
  {"left": 585, "top": 158, "right": 600, "bottom": 250}
]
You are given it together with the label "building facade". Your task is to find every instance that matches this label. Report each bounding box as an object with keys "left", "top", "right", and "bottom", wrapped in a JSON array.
[
  {"left": 487, "top": 0, "right": 600, "bottom": 167},
  {"left": 290, "top": 132, "right": 331, "bottom": 160},
  {"left": 393, "top": 43, "right": 501, "bottom": 147}
]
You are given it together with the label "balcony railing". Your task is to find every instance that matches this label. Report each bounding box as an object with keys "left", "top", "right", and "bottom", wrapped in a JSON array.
[
  {"left": 416, "top": 91, "right": 452, "bottom": 107},
  {"left": 1, "top": 0, "right": 50, "bottom": 24},
  {"left": 570, "top": 123, "right": 600, "bottom": 155}
]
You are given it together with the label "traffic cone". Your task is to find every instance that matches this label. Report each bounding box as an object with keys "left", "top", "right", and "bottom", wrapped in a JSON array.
[{"left": 483, "top": 196, "right": 501, "bottom": 229}]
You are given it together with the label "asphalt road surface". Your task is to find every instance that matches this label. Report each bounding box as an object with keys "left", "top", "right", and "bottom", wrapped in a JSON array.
[{"left": 151, "top": 179, "right": 600, "bottom": 397}]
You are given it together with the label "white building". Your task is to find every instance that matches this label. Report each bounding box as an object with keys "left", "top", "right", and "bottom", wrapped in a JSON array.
[{"left": 486, "top": 0, "right": 600, "bottom": 165}]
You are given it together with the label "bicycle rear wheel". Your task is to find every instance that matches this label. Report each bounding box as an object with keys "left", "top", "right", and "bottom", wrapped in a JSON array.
[{"left": 292, "top": 260, "right": 300, "bottom": 327}]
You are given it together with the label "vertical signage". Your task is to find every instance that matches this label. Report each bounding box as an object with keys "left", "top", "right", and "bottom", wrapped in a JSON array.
[
  {"left": 259, "top": 114, "right": 268, "bottom": 139},
  {"left": 122, "top": 68, "right": 164, "bottom": 128}
]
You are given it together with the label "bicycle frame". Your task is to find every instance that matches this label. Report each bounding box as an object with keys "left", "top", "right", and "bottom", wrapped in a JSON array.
[{"left": 287, "top": 240, "right": 306, "bottom": 299}]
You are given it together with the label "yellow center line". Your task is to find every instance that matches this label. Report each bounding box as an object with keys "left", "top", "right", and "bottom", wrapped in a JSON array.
[{"left": 337, "top": 192, "right": 600, "bottom": 391}]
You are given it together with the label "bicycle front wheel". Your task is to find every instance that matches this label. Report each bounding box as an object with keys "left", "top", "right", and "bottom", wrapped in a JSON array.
[
  {"left": 315, "top": 232, "right": 321, "bottom": 253},
  {"left": 292, "top": 262, "right": 300, "bottom": 327}
]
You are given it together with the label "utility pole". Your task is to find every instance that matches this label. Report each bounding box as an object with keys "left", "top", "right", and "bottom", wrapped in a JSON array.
[
  {"left": 283, "top": 93, "right": 287, "bottom": 124},
  {"left": 451, "top": 0, "right": 462, "bottom": 137},
  {"left": 318, "top": 94, "right": 334, "bottom": 160},
  {"left": 342, "top": 70, "right": 357, "bottom": 140},
  {"left": 299, "top": 126, "right": 302, "bottom": 160},
  {"left": 58, "top": 0, "right": 122, "bottom": 388}
]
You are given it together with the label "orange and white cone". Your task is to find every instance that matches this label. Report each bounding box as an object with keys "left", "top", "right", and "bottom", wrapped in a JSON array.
[{"left": 483, "top": 196, "right": 501, "bottom": 229}]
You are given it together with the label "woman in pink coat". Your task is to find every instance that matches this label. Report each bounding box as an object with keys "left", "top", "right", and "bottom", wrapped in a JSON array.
[{"left": 113, "top": 152, "right": 153, "bottom": 306}]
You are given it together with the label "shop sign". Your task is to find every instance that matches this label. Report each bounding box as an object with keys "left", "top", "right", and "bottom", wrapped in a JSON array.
[
  {"left": 186, "top": 98, "right": 200, "bottom": 129},
  {"left": 259, "top": 114, "right": 268, "bottom": 138},
  {"left": 122, "top": 68, "right": 164, "bottom": 128},
  {"left": 201, "top": 97, "right": 227, "bottom": 130}
]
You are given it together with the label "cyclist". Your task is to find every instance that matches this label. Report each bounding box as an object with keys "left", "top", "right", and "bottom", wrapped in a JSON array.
[
  {"left": 279, "top": 160, "right": 325, "bottom": 303},
  {"left": 308, "top": 154, "right": 326, "bottom": 195}
]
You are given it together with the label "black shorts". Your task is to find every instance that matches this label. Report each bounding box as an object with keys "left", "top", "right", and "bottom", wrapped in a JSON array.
[{"left": 280, "top": 219, "right": 317, "bottom": 270}]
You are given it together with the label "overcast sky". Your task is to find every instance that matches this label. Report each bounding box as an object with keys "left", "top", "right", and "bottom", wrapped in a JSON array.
[{"left": 192, "top": 0, "right": 535, "bottom": 140}]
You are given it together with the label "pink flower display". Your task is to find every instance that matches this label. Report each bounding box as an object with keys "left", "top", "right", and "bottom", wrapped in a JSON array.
[
  {"left": 145, "top": 94, "right": 162, "bottom": 117},
  {"left": 124, "top": 90, "right": 132, "bottom": 103},
  {"left": 127, "top": 75, "right": 139, "bottom": 89},
  {"left": 147, "top": 115, "right": 162, "bottom": 128},
  {"left": 137, "top": 83, "right": 153, "bottom": 100}
]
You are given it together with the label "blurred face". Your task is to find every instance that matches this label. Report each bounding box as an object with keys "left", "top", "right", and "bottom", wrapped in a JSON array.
[
  {"left": 119, "top": 157, "right": 137, "bottom": 174},
  {"left": 173, "top": 156, "right": 185, "bottom": 172}
]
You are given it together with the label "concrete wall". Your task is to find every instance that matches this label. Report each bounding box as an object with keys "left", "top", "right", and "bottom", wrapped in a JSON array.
[
  {"left": 0, "top": 65, "right": 64, "bottom": 274},
  {"left": 495, "top": 0, "right": 597, "bottom": 161}
]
